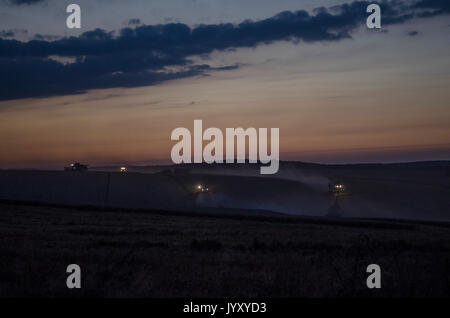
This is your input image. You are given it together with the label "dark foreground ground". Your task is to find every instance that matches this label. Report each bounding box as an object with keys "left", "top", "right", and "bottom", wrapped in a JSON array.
[{"left": 1, "top": 202, "right": 450, "bottom": 297}]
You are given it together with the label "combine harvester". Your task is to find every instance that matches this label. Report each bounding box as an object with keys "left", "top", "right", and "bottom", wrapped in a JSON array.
[
  {"left": 326, "top": 181, "right": 350, "bottom": 218},
  {"left": 64, "top": 162, "right": 88, "bottom": 171},
  {"left": 194, "top": 184, "right": 210, "bottom": 193}
]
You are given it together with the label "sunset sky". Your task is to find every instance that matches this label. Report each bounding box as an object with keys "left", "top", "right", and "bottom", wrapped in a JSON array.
[{"left": 0, "top": 0, "right": 449, "bottom": 168}]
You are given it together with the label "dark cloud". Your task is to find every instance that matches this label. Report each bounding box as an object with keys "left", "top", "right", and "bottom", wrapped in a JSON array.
[
  {"left": 33, "top": 34, "right": 61, "bottom": 41},
  {"left": 128, "top": 18, "right": 141, "bottom": 26},
  {"left": 0, "top": 56, "right": 235, "bottom": 100},
  {"left": 413, "top": 0, "right": 450, "bottom": 12},
  {"left": 0, "top": 29, "right": 28, "bottom": 40},
  {"left": 413, "top": 0, "right": 450, "bottom": 17},
  {"left": 8, "top": 0, "right": 44, "bottom": 5},
  {"left": 0, "top": 0, "right": 449, "bottom": 100},
  {"left": 0, "top": 30, "right": 15, "bottom": 38},
  {"left": 407, "top": 30, "right": 419, "bottom": 36}
]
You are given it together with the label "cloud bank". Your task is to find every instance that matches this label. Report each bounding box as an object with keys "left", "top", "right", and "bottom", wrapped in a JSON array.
[
  {"left": 0, "top": 0, "right": 448, "bottom": 100},
  {"left": 8, "top": 0, "right": 44, "bottom": 5}
]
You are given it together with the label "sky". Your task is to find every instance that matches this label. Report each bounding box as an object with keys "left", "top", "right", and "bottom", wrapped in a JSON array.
[{"left": 0, "top": 0, "right": 449, "bottom": 168}]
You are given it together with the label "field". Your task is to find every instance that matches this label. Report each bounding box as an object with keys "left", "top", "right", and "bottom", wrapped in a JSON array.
[{"left": 1, "top": 202, "right": 450, "bottom": 297}]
